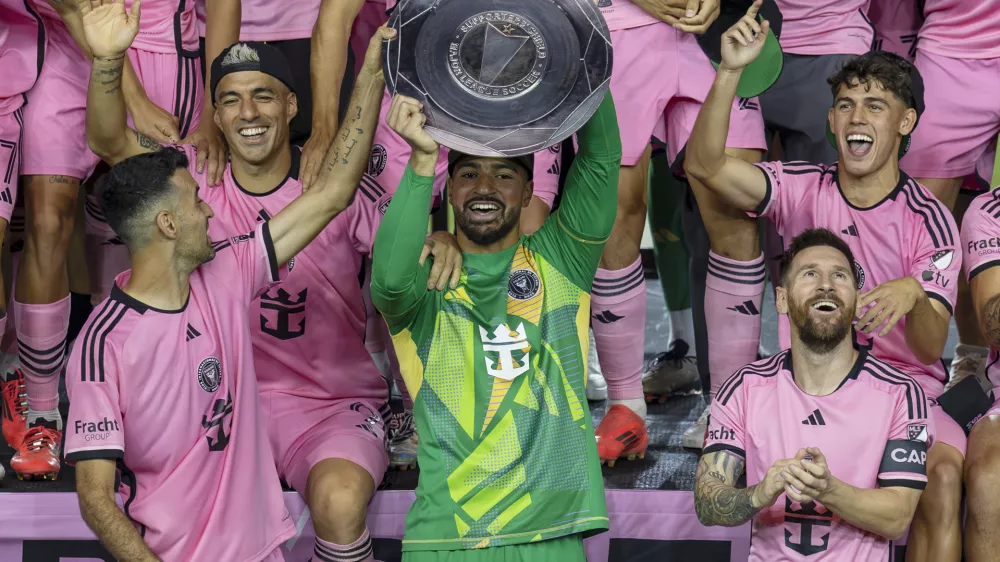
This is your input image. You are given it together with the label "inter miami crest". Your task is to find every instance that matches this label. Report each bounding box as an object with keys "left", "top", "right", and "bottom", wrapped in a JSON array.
[
  {"left": 197, "top": 357, "right": 222, "bottom": 393},
  {"left": 853, "top": 261, "right": 866, "bottom": 290},
  {"left": 508, "top": 269, "right": 540, "bottom": 300},
  {"left": 368, "top": 144, "right": 387, "bottom": 177}
]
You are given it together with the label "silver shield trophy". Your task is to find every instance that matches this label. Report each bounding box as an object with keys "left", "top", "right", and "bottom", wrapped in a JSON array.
[{"left": 384, "top": 0, "right": 613, "bottom": 157}]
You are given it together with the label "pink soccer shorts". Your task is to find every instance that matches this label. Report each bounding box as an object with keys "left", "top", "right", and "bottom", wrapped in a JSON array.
[
  {"left": 0, "top": 106, "right": 23, "bottom": 222},
  {"left": 20, "top": 24, "right": 100, "bottom": 180},
  {"left": 126, "top": 48, "right": 204, "bottom": 138},
  {"left": 609, "top": 23, "right": 767, "bottom": 166},
  {"left": 265, "top": 392, "right": 389, "bottom": 494},
  {"left": 901, "top": 51, "right": 1000, "bottom": 180}
]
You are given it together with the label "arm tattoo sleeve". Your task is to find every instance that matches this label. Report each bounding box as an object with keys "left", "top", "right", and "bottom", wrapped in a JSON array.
[
  {"left": 982, "top": 294, "right": 1000, "bottom": 349},
  {"left": 694, "top": 451, "right": 760, "bottom": 527}
]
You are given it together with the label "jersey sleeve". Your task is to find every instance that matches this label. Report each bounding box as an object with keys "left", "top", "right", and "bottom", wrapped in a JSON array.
[
  {"left": 211, "top": 222, "right": 292, "bottom": 303},
  {"left": 64, "top": 335, "right": 125, "bottom": 463},
  {"left": 909, "top": 204, "right": 961, "bottom": 314},
  {"left": 749, "top": 161, "right": 816, "bottom": 235},
  {"left": 348, "top": 174, "right": 393, "bottom": 256},
  {"left": 528, "top": 93, "right": 622, "bottom": 290},
  {"left": 877, "top": 381, "right": 933, "bottom": 490},
  {"left": 962, "top": 193, "right": 1000, "bottom": 282},
  {"left": 703, "top": 373, "right": 748, "bottom": 458}
]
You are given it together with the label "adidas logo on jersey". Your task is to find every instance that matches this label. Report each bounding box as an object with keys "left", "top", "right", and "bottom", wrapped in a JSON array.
[
  {"left": 841, "top": 224, "right": 858, "bottom": 237},
  {"left": 593, "top": 310, "right": 624, "bottom": 324},
  {"left": 727, "top": 300, "right": 760, "bottom": 316},
  {"left": 802, "top": 409, "right": 826, "bottom": 426},
  {"left": 186, "top": 324, "right": 202, "bottom": 341},
  {"left": 737, "top": 98, "right": 759, "bottom": 111}
]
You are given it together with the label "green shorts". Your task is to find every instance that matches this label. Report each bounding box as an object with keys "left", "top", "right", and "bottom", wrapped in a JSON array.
[{"left": 401, "top": 535, "right": 586, "bottom": 562}]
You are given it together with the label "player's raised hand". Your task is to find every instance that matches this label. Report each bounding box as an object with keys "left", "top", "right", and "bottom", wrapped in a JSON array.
[
  {"left": 753, "top": 457, "right": 800, "bottom": 509},
  {"left": 79, "top": 0, "right": 141, "bottom": 58},
  {"left": 387, "top": 95, "right": 438, "bottom": 159},
  {"left": 857, "top": 276, "right": 922, "bottom": 337},
  {"left": 718, "top": 0, "right": 770, "bottom": 72},
  {"left": 782, "top": 447, "right": 832, "bottom": 503},
  {"left": 420, "top": 232, "right": 464, "bottom": 291},
  {"left": 360, "top": 26, "right": 396, "bottom": 81}
]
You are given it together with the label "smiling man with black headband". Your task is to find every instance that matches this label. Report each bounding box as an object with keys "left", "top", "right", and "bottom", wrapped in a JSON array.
[{"left": 685, "top": 4, "right": 964, "bottom": 559}]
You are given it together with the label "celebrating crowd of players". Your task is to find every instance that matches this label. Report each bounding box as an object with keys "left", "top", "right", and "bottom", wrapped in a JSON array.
[{"left": 2, "top": 0, "right": 1000, "bottom": 560}]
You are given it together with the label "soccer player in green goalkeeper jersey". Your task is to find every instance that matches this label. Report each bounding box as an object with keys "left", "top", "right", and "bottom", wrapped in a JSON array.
[{"left": 371, "top": 92, "right": 622, "bottom": 561}]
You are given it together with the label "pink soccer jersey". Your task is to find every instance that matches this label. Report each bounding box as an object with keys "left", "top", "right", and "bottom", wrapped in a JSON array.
[
  {"left": 919, "top": 0, "right": 1000, "bottom": 59},
  {"left": 961, "top": 191, "right": 1000, "bottom": 397},
  {"left": 0, "top": 0, "right": 43, "bottom": 115},
  {"left": 64, "top": 222, "right": 296, "bottom": 562},
  {"left": 705, "top": 350, "right": 932, "bottom": 561},
  {"left": 774, "top": 0, "right": 873, "bottom": 56},
  {"left": 174, "top": 144, "right": 391, "bottom": 406},
  {"left": 597, "top": 0, "right": 660, "bottom": 31},
  {"left": 752, "top": 161, "right": 961, "bottom": 393}
]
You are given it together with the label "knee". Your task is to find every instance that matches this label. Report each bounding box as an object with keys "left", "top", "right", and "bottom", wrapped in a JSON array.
[
  {"left": 25, "top": 188, "right": 77, "bottom": 245},
  {"left": 307, "top": 463, "right": 373, "bottom": 531},
  {"left": 966, "top": 454, "right": 1000, "bottom": 516},
  {"left": 923, "top": 455, "right": 964, "bottom": 514}
]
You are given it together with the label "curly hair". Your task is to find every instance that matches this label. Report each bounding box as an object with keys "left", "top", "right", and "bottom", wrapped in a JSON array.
[{"left": 827, "top": 51, "right": 917, "bottom": 109}]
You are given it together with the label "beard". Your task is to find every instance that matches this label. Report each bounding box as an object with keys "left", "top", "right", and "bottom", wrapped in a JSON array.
[
  {"left": 788, "top": 294, "right": 854, "bottom": 354},
  {"left": 455, "top": 202, "right": 521, "bottom": 247}
]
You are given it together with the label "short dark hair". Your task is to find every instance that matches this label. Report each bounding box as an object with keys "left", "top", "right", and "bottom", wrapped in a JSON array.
[
  {"left": 779, "top": 228, "right": 857, "bottom": 287},
  {"left": 827, "top": 51, "right": 917, "bottom": 110},
  {"left": 100, "top": 148, "right": 189, "bottom": 248}
]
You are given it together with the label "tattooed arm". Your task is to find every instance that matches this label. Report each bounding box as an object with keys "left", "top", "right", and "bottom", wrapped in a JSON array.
[
  {"left": 265, "top": 27, "right": 391, "bottom": 266},
  {"left": 694, "top": 450, "right": 796, "bottom": 527},
  {"left": 970, "top": 266, "right": 1000, "bottom": 350},
  {"left": 82, "top": 0, "right": 162, "bottom": 165}
]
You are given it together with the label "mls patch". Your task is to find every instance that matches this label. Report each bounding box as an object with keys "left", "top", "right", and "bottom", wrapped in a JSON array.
[
  {"left": 931, "top": 250, "right": 954, "bottom": 270},
  {"left": 508, "top": 269, "right": 540, "bottom": 300},
  {"left": 198, "top": 357, "right": 222, "bottom": 393},
  {"left": 908, "top": 423, "right": 928, "bottom": 443},
  {"left": 378, "top": 197, "right": 392, "bottom": 216}
]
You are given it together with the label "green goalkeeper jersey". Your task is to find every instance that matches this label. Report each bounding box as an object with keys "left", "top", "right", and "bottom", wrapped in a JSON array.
[{"left": 371, "top": 94, "right": 622, "bottom": 552}]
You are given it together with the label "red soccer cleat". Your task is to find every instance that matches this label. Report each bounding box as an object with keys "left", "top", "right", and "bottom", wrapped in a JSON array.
[
  {"left": 1, "top": 369, "right": 27, "bottom": 450},
  {"left": 11, "top": 425, "right": 62, "bottom": 481},
  {"left": 595, "top": 404, "right": 648, "bottom": 467}
]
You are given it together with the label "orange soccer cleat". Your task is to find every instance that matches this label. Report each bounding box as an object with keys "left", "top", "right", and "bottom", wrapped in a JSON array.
[
  {"left": 1, "top": 369, "right": 27, "bottom": 450},
  {"left": 595, "top": 404, "right": 648, "bottom": 467},
  {"left": 11, "top": 424, "right": 62, "bottom": 481}
]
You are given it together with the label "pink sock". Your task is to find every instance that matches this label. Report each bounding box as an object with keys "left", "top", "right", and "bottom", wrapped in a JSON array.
[
  {"left": 314, "top": 528, "right": 374, "bottom": 562},
  {"left": 705, "top": 252, "right": 765, "bottom": 400},
  {"left": 85, "top": 194, "right": 131, "bottom": 305},
  {"left": 14, "top": 295, "right": 70, "bottom": 411},
  {"left": 591, "top": 257, "right": 646, "bottom": 401}
]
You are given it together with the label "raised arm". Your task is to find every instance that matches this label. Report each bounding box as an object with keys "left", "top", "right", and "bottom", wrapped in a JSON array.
[
  {"left": 300, "top": 0, "right": 368, "bottom": 189},
  {"left": 683, "top": 1, "right": 769, "bottom": 212},
  {"left": 76, "top": 459, "right": 159, "bottom": 562},
  {"left": 265, "top": 27, "right": 392, "bottom": 266},
  {"left": 81, "top": 0, "right": 163, "bottom": 165},
  {"left": 552, "top": 92, "right": 622, "bottom": 243},
  {"left": 369, "top": 95, "right": 439, "bottom": 321}
]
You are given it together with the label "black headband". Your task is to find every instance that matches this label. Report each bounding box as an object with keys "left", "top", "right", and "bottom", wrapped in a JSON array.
[{"left": 210, "top": 42, "right": 297, "bottom": 105}]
